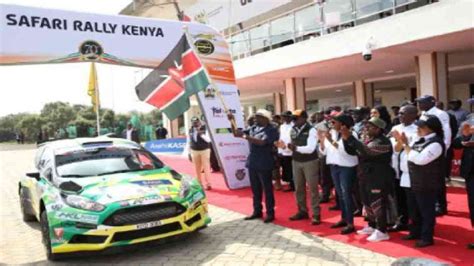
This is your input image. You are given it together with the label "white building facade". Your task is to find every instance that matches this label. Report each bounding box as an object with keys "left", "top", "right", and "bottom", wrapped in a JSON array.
[{"left": 121, "top": 0, "right": 474, "bottom": 137}]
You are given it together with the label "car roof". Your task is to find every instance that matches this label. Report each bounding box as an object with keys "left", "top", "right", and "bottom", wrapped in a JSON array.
[{"left": 40, "top": 137, "right": 140, "bottom": 153}]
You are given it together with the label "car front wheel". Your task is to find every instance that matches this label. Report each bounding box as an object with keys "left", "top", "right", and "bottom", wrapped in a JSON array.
[
  {"left": 40, "top": 211, "right": 62, "bottom": 261},
  {"left": 19, "top": 187, "right": 36, "bottom": 222}
]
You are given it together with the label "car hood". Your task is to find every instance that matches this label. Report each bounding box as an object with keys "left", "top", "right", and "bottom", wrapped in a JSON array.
[{"left": 64, "top": 168, "right": 181, "bottom": 205}]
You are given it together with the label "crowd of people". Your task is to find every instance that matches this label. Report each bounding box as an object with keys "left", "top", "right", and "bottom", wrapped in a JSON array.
[{"left": 227, "top": 95, "right": 473, "bottom": 249}]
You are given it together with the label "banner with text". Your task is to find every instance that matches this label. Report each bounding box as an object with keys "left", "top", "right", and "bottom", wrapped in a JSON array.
[{"left": 0, "top": 4, "right": 250, "bottom": 189}]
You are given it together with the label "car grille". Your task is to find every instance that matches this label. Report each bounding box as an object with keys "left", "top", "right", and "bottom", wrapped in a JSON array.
[
  {"left": 185, "top": 213, "right": 201, "bottom": 227},
  {"left": 103, "top": 202, "right": 186, "bottom": 226},
  {"left": 69, "top": 234, "right": 107, "bottom": 244},
  {"left": 111, "top": 222, "right": 182, "bottom": 242}
]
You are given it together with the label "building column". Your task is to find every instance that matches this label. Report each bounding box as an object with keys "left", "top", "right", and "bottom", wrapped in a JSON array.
[
  {"left": 273, "top": 92, "right": 283, "bottom": 114},
  {"left": 284, "top": 78, "right": 306, "bottom": 111},
  {"left": 415, "top": 52, "right": 448, "bottom": 104},
  {"left": 365, "top": 82, "right": 375, "bottom": 107},
  {"left": 352, "top": 80, "right": 366, "bottom": 107}
]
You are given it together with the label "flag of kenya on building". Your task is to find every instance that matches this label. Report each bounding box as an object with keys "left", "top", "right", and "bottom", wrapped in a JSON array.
[{"left": 136, "top": 35, "right": 210, "bottom": 120}]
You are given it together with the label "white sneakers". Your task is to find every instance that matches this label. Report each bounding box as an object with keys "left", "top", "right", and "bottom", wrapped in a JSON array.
[
  {"left": 366, "top": 229, "right": 390, "bottom": 242},
  {"left": 357, "top": 226, "right": 390, "bottom": 242},
  {"left": 357, "top": 226, "right": 375, "bottom": 235}
]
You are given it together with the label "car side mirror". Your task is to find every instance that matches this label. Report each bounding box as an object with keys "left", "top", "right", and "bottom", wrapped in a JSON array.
[
  {"left": 26, "top": 172, "right": 40, "bottom": 180},
  {"left": 44, "top": 169, "right": 53, "bottom": 181}
]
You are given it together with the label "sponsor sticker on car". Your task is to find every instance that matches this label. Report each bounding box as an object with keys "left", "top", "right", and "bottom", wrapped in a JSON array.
[
  {"left": 136, "top": 220, "right": 162, "bottom": 229},
  {"left": 56, "top": 212, "right": 100, "bottom": 224}
]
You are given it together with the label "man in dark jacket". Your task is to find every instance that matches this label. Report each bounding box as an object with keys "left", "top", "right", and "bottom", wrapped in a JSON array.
[
  {"left": 342, "top": 117, "right": 395, "bottom": 242},
  {"left": 229, "top": 109, "right": 278, "bottom": 223},
  {"left": 452, "top": 122, "right": 474, "bottom": 249},
  {"left": 123, "top": 123, "right": 140, "bottom": 143}
]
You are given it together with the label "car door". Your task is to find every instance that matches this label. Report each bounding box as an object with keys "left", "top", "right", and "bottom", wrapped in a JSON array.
[{"left": 30, "top": 147, "right": 54, "bottom": 216}]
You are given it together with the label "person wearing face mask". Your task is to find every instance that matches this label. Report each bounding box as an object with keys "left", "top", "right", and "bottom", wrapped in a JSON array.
[{"left": 398, "top": 114, "right": 445, "bottom": 248}]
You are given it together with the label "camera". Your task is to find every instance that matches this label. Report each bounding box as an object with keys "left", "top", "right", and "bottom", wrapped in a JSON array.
[{"left": 362, "top": 47, "right": 372, "bottom": 61}]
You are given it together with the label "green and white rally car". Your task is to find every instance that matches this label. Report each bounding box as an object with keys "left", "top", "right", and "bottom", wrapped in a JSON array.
[{"left": 19, "top": 137, "right": 210, "bottom": 260}]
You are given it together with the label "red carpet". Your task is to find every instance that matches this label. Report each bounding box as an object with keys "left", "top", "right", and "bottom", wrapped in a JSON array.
[{"left": 159, "top": 155, "right": 473, "bottom": 265}]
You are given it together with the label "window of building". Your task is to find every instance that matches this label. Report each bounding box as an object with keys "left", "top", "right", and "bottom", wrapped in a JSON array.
[
  {"left": 249, "top": 23, "right": 270, "bottom": 54},
  {"left": 270, "top": 13, "right": 294, "bottom": 48},
  {"left": 295, "top": 4, "right": 322, "bottom": 41},
  {"left": 323, "top": 0, "right": 355, "bottom": 26},
  {"left": 355, "top": 0, "right": 394, "bottom": 19}
]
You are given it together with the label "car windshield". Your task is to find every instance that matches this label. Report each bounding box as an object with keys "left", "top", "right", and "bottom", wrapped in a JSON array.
[{"left": 55, "top": 147, "right": 163, "bottom": 177}]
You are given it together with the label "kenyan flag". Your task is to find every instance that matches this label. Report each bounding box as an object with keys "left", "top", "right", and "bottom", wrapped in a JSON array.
[{"left": 135, "top": 35, "right": 210, "bottom": 120}]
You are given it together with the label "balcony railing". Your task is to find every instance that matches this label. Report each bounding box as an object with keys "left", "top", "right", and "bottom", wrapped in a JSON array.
[{"left": 227, "top": 0, "right": 437, "bottom": 60}]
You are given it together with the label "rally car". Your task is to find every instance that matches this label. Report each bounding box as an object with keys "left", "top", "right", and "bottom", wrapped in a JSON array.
[{"left": 19, "top": 137, "right": 210, "bottom": 260}]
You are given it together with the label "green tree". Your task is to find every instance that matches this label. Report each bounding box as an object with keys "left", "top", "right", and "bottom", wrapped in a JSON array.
[
  {"left": 17, "top": 114, "right": 44, "bottom": 141},
  {"left": 100, "top": 109, "right": 115, "bottom": 128},
  {"left": 40, "top": 102, "right": 75, "bottom": 133}
]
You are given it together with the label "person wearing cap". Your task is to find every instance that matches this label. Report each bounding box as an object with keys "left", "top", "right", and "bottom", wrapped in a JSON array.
[
  {"left": 451, "top": 121, "right": 474, "bottom": 250},
  {"left": 396, "top": 114, "right": 445, "bottom": 247},
  {"left": 370, "top": 105, "right": 393, "bottom": 133},
  {"left": 228, "top": 109, "right": 278, "bottom": 223},
  {"left": 388, "top": 105, "right": 419, "bottom": 233},
  {"left": 188, "top": 117, "right": 212, "bottom": 190},
  {"left": 286, "top": 110, "right": 321, "bottom": 225},
  {"left": 448, "top": 99, "right": 470, "bottom": 128},
  {"left": 416, "top": 95, "right": 451, "bottom": 217},
  {"left": 319, "top": 114, "right": 359, "bottom": 234},
  {"left": 276, "top": 111, "right": 295, "bottom": 192},
  {"left": 342, "top": 117, "right": 395, "bottom": 242}
]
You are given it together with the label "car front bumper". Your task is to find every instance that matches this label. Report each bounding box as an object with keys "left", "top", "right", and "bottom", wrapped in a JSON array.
[{"left": 51, "top": 200, "right": 210, "bottom": 254}]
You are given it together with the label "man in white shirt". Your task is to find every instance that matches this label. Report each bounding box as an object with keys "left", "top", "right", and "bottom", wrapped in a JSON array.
[
  {"left": 415, "top": 95, "right": 451, "bottom": 216},
  {"left": 389, "top": 105, "right": 419, "bottom": 232},
  {"left": 287, "top": 110, "right": 321, "bottom": 225},
  {"left": 277, "top": 111, "right": 295, "bottom": 192}
]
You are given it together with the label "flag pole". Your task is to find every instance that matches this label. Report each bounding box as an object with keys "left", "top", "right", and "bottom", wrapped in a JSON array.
[
  {"left": 93, "top": 62, "right": 101, "bottom": 136},
  {"left": 182, "top": 26, "right": 238, "bottom": 129}
]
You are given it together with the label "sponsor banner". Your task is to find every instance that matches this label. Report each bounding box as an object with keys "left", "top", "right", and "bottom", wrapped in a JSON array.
[
  {"left": 198, "top": 83, "right": 250, "bottom": 189},
  {"left": 144, "top": 138, "right": 187, "bottom": 154},
  {"left": 186, "top": 0, "right": 292, "bottom": 31},
  {"left": 0, "top": 4, "right": 249, "bottom": 190}
]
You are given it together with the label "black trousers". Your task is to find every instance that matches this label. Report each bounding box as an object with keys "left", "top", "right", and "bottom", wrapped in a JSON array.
[
  {"left": 249, "top": 168, "right": 275, "bottom": 216},
  {"left": 210, "top": 147, "right": 220, "bottom": 172},
  {"left": 319, "top": 157, "right": 333, "bottom": 200},
  {"left": 437, "top": 153, "right": 450, "bottom": 212},
  {"left": 465, "top": 176, "right": 474, "bottom": 227},
  {"left": 394, "top": 178, "right": 409, "bottom": 225},
  {"left": 279, "top": 156, "right": 294, "bottom": 189},
  {"left": 360, "top": 179, "right": 389, "bottom": 233},
  {"left": 406, "top": 189, "right": 437, "bottom": 243}
]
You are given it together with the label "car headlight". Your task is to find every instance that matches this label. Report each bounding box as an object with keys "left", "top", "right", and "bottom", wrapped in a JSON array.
[
  {"left": 179, "top": 175, "right": 193, "bottom": 198},
  {"left": 65, "top": 195, "right": 105, "bottom": 212}
]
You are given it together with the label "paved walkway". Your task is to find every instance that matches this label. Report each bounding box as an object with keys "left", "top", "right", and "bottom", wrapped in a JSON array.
[{"left": 0, "top": 147, "right": 395, "bottom": 265}]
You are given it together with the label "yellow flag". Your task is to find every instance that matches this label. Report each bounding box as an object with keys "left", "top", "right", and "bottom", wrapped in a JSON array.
[{"left": 87, "top": 62, "right": 100, "bottom": 112}]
